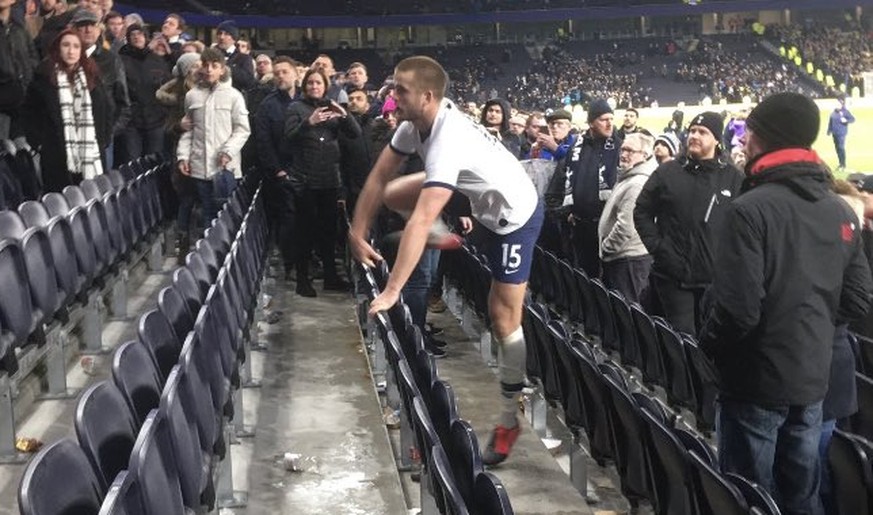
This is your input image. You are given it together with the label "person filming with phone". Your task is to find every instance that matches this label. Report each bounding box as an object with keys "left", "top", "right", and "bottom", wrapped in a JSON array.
[
  {"left": 285, "top": 67, "right": 362, "bottom": 296},
  {"left": 530, "top": 109, "right": 576, "bottom": 161}
]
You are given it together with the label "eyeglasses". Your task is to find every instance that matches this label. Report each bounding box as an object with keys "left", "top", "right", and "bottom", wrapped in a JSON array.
[{"left": 619, "top": 148, "right": 643, "bottom": 154}]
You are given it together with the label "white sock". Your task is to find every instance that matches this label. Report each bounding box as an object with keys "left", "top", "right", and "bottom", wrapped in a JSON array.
[{"left": 497, "top": 326, "right": 526, "bottom": 428}]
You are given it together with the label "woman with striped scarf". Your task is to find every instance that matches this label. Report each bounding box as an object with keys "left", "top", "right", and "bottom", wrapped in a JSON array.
[{"left": 24, "top": 28, "right": 111, "bottom": 193}]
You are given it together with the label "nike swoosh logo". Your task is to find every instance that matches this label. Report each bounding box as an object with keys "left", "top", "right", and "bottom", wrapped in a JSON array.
[{"left": 504, "top": 269, "right": 520, "bottom": 275}]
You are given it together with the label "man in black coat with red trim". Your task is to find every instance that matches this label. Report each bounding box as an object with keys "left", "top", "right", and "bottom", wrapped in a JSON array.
[{"left": 699, "top": 92, "right": 873, "bottom": 515}]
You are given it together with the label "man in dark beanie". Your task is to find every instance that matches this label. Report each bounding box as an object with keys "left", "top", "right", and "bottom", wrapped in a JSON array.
[
  {"left": 546, "top": 98, "right": 621, "bottom": 276},
  {"left": 635, "top": 111, "right": 743, "bottom": 332},
  {"left": 699, "top": 91, "right": 873, "bottom": 515},
  {"left": 215, "top": 20, "right": 255, "bottom": 93}
]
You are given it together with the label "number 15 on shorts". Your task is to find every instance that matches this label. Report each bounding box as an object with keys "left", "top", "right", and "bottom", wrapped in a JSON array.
[{"left": 502, "top": 243, "right": 522, "bottom": 274}]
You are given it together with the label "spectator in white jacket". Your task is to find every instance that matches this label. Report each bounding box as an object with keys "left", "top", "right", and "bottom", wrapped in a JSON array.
[
  {"left": 176, "top": 46, "right": 250, "bottom": 230},
  {"left": 598, "top": 132, "right": 657, "bottom": 303}
]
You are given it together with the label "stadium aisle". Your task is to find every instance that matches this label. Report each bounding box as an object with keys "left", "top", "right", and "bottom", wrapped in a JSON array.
[{"left": 236, "top": 284, "right": 407, "bottom": 514}]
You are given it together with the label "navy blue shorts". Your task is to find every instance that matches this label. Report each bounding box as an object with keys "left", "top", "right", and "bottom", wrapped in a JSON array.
[{"left": 481, "top": 202, "right": 544, "bottom": 284}]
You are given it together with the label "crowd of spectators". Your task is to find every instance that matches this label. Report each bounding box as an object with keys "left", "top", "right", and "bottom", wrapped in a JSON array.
[
  {"left": 501, "top": 44, "right": 652, "bottom": 111},
  {"left": 675, "top": 39, "right": 810, "bottom": 103},
  {"left": 768, "top": 23, "right": 873, "bottom": 90}
]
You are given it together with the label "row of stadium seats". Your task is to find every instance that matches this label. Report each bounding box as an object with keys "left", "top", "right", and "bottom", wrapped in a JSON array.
[
  {"left": 0, "top": 156, "right": 171, "bottom": 463},
  {"left": 17, "top": 181, "right": 270, "bottom": 514},
  {"left": 444, "top": 242, "right": 873, "bottom": 514},
  {"left": 358, "top": 261, "right": 514, "bottom": 515}
]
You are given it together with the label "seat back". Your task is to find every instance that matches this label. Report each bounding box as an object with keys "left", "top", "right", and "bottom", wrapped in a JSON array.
[
  {"left": 42, "top": 192, "right": 71, "bottom": 218},
  {"left": 112, "top": 341, "right": 162, "bottom": 426},
  {"left": 0, "top": 239, "right": 35, "bottom": 343},
  {"left": 107, "top": 169, "right": 126, "bottom": 191},
  {"left": 640, "top": 406, "right": 696, "bottom": 515},
  {"left": 63, "top": 185, "right": 89, "bottom": 209},
  {"left": 195, "top": 239, "right": 219, "bottom": 280},
  {"left": 21, "top": 227, "right": 61, "bottom": 324},
  {"left": 447, "top": 418, "right": 483, "bottom": 505},
  {"left": 429, "top": 379, "right": 458, "bottom": 445},
  {"left": 159, "top": 366, "right": 209, "bottom": 512},
  {"left": 178, "top": 334, "right": 220, "bottom": 459},
  {"left": 688, "top": 450, "right": 749, "bottom": 515},
  {"left": 185, "top": 252, "right": 212, "bottom": 298},
  {"left": 128, "top": 410, "right": 186, "bottom": 515},
  {"left": 75, "top": 380, "right": 138, "bottom": 491},
  {"left": 725, "top": 473, "right": 781, "bottom": 515},
  {"left": 602, "top": 370, "right": 650, "bottom": 501},
  {"left": 472, "top": 471, "right": 514, "bottom": 515},
  {"left": 158, "top": 287, "right": 194, "bottom": 343},
  {"left": 630, "top": 304, "right": 666, "bottom": 387},
  {"left": 18, "top": 200, "right": 51, "bottom": 228},
  {"left": 609, "top": 290, "right": 641, "bottom": 368},
  {"left": 654, "top": 318, "right": 695, "bottom": 409},
  {"left": 853, "top": 372, "right": 873, "bottom": 441},
  {"left": 429, "top": 444, "right": 470, "bottom": 515},
  {"left": 138, "top": 309, "right": 182, "bottom": 382},
  {"left": 0, "top": 209, "right": 27, "bottom": 238},
  {"left": 173, "top": 267, "right": 204, "bottom": 313},
  {"left": 683, "top": 336, "right": 719, "bottom": 433},
  {"left": 828, "top": 429, "right": 873, "bottom": 515},
  {"left": 98, "top": 471, "right": 139, "bottom": 515},
  {"left": 591, "top": 278, "right": 618, "bottom": 351},
  {"left": 80, "top": 179, "right": 103, "bottom": 201},
  {"left": 45, "top": 217, "right": 83, "bottom": 303},
  {"left": 574, "top": 269, "right": 601, "bottom": 337},
  {"left": 18, "top": 438, "right": 103, "bottom": 515},
  {"left": 68, "top": 206, "right": 97, "bottom": 282}
]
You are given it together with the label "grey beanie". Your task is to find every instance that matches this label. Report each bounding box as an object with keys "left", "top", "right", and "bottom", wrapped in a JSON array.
[{"left": 173, "top": 53, "right": 201, "bottom": 79}]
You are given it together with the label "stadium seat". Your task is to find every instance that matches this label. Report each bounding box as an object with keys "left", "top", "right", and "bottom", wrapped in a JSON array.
[
  {"left": 631, "top": 304, "right": 666, "bottom": 388},
  {"left": 159, "top": 366, "right": 214, "bottom": 512},
  {"left": 112, "top": 340, "right": 162, "bottom": 426},
  {"left": 195, "top": 239, "right": 219, "bottom": 280},
  {"left": 18, "top": 200, "right": 51, "bottom": 228},
  {"left": 185, "top": 252, "right": 213, "bottom": 297},
  {"left": 828, "top": 429, "right": 873, "bottom": 515},
  {"left": 574, "top": 268, "right": 600, "bottom": 338},
  {"left": 178, "top": 332, "right": 223, "bottom": 460},
  {"left": 107, "top": 169, "right": 126, "bottom": 191},
  {"left": 725, "top": 473, "right": 781, "bottom": 515},
  {"left": 74, "top": 380, "right": 138, "bottom": 491},
  {"left": 653, "top": 318, "right": 695, "bottom": 409},
  {"left": 602, "top": 369, "right": 651, "bottom": 504},
  {"left": 158, "top": 286, "right": 194, "bottom": 343},
  {"left": 80, "top": 179, "right": 103, "bottom": 202},
  {"left": 138, "top": 310, "right": 182, "bottom": 382},
  {"left": 98, "top": 471, "right": 139, "bottom": 515},
  {"left": 854, "top": 372, "right": 873, "bottom": 441},
  {"left": 447, "top": 418, "right": 483, "bottom": 506},
  {"left": 0, "top": 239, "right": 35, "bottom": 374},
  {"left": 471, "top": 471, "right": 514, "bottom": 515},
  {"left": 683, "top": 336, "right": 719, "bottom": 433},
  {"left": 609, "top": 290, "right": 641, "bottom": 369},
  {"left": 42, "top": 192, "right": 71, "bottom": 218},
  {"left": 127, "top": 410, "right": 186, "bottom": 515},
  {"left": 0, "top": 209, "right": 27, "bottom": 238},
  {"left": 640, "top": 406, "right": 696, "bottom": 515},
  {"left": 62, "top": 185, "right": 89, "bottom": 210},
  {"left": 429, "top": 379, "right": 458, "bottom": 444},
  {"left": 173, "top": 267, "right": 205, "bottom": 312},
  {"left": 42, "top": 216, "right": 83, "bottom": 307},
  {"left": 430, "top": 444, "right": 470, "bottom": 515},
  {"left": 95, "top": 174, "right": 114, "bottom": 196},
  {"left": 17, "top": 438, "right": 103, "bottom": 515},
  {"left": 20, "top": 227, "right": 61, "bottom": 326},
  {"left": 591, "top": 278, "right": 618, "bottom": 352},
  {"left": 688, "top": 450, "right": 749, "bottom": 515},
  {"left": 67, "top": 206, "right": 98, "bottom": 286},
  {"left": 573, "top": 346, "right": 614, "bottom": 464}
]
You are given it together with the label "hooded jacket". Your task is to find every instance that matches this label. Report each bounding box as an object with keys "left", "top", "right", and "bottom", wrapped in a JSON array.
[
  {"left": 698, "top": 148, "right": 873, "bottom": 406},
  {"left": 480, "top": 98, "right": 521, "bottom": 158},
  {"left": 598, "top": 156, "right": 658, "bottom": 261},
  {"left": 176, "top": 69, "right": 251, "bottom": 179},
  {"left": 634, "top": 156, "right": 743, "bottom": 287}
]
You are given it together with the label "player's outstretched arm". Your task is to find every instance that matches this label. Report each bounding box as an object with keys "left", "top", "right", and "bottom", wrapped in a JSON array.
[
  {"left": 349, "top": 146, "right": 407, "bottom": 266},
  {"left": 368, "top": 185, "right": 453, "bottom": 315}
]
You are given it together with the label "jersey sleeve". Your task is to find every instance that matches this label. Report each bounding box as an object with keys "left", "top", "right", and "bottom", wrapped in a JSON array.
[{"left": 389, "top": 121, "right": 417, "bottom": 156}]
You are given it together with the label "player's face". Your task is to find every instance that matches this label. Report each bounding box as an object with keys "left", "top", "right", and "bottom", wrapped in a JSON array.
[
  {"left": 392, "top": 70, "right": 427, "bottom": 123},
  {"left": 687, "top": 125, "right": 718, "bottom": 160},
  {"left": 589, "top": 113, "right": 613, "bottom": 139}
]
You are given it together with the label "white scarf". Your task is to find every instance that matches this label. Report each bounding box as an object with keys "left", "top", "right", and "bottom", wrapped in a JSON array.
[{"left": 57, "top": 66, "right": 103, "bottom": 179}]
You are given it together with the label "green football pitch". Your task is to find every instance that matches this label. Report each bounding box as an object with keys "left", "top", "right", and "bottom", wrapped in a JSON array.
[{"left": 619, "top": 101, "right": 873, "bottom": 179}]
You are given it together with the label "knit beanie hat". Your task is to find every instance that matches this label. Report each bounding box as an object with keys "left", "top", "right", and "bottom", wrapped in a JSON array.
[
  {"left": 587, "top": 98, "right": 613, "bottom": 123},
  {"left": 688, "top": 111, "right": 724, "bottom": 140},
  {"left": 125, "top": 23, "right": 145, "bottom": 41},
  {"left": 655, "top": 133, "right": 680, "bottom": 156},
  {"left": 381, "top": 96, "right": 397, "bottom": 117},
  {"left": 746, "top": 92, "right": 820, "bottom": 150},
  {"left": 173, "top": 52, "right": 201, "bottom": 79},
  {"left": 216, "top": 20, "right": 239, "bottom": 40}
]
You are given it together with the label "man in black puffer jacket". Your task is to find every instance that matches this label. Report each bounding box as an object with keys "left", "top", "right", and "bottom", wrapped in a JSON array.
[
  {"left": 634, "top": 112, "right": 743, "bottom": 333},
  {"left": 699, "top": 92, "right": 873, "bottom": 515}
]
